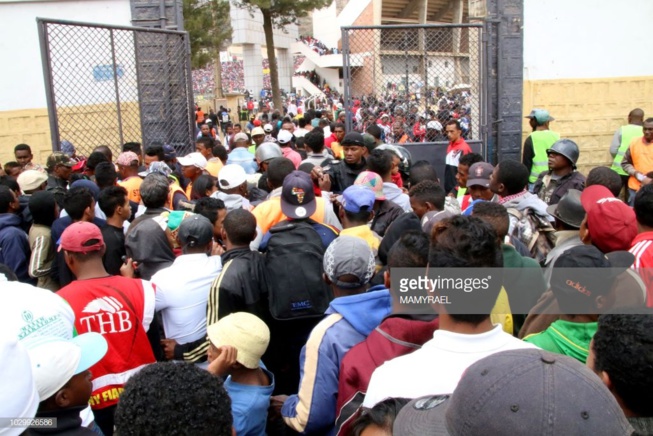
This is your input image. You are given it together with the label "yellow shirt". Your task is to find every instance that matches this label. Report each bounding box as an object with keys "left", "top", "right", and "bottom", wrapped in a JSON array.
[
  {"left": 340, "top": 225, "right": 381, "bottom": 254},
  {"left": 118, "top": 177, "right": 142, "bottom": 204},
  {"left": 205, "top": 159, "right": 223, "bottom": 178}
]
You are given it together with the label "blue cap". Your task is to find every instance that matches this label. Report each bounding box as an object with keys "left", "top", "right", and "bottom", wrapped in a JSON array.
[
  {"left": 462, "top": 199, "right": 486, "bottom": 216},
  {"left": 342, "top": 185, "right": 376, "bottom": 213}
]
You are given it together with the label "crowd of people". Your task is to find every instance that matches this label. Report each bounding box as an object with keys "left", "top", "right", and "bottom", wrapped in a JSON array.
[
  {"left": 1, "top": 106, "right": 653, "bottom": 436},
  {"left": 298, "top": 35, "right": 340, "bottom": 55}
]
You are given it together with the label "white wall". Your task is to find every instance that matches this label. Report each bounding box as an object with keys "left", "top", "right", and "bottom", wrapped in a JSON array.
[
  {"left": 0, "top": 0, "right": 132, "bottom": 111},
  {"left": 229, "top": 4, "right": 298, "bottom": 49},
  {"left": 312, "top": 2, "right": 339, "bottom": 48},
  {"left": 523, "top": 0, "right": 653, "bottom": 80}
]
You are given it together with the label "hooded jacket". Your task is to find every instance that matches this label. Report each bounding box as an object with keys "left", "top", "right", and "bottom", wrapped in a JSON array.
[
  {"left": 523, "top": 319, "right": 597, "bottom": 363},
  {"left": 281, "top": 286, "right": 392, "bottom": 435},
  {"left": 0, "top": 213, "right": 32, "bottom": 283},
  {"left": 335, "top": 315, "right": 439, "bottom": 435}
]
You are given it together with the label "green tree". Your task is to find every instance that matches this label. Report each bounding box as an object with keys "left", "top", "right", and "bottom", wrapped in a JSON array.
[
  {"left": 234, "top": 0, "right": 330, "bottom": 110},
  {"left": 184, "top": 0, "right": 232, "bottom": 99}
]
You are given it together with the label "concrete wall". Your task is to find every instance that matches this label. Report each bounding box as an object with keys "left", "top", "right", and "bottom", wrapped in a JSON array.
[
  {"left": 522, "top": 0, "right": 653, "bottom": 175},
  {"left": 0, "top": 0, "right": 132, "bottom": 165}
]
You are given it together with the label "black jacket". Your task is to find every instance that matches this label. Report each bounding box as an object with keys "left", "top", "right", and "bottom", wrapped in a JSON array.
[
  {"left": 371, "top": 199, "right": 405, "bottom": 237},
  {"left": 533, "top": 170, "right": 586, "bottom": 206},
  {"left": 327, "top": 158, "right": 367, "bottom": 194},
  {"left": 31, "top": 406, "right": 96, "bottom": 435}
]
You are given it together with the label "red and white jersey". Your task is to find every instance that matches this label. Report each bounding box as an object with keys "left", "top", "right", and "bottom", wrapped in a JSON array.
[
  {"left": 57, "top": 276, "right": 156, "bottom": 409},
  {"left": 630, "top": 232, "right": 653, "bottom": 307}
]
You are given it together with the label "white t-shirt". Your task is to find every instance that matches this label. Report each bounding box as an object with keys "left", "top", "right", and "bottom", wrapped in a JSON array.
[
  {"left": 152, "top": 253, "right": 222, "bottom": 344},
  {"left": 363, "top": 324, "right": 537, "bottom": 407}
]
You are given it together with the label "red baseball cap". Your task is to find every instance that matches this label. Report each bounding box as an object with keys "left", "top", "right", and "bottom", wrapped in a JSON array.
[
  {"left": 59, "top": 222, "right": 105, "bottom": 253},
  {"left": 253, "top": 119, "right": 262, "bottom": 127},
  {"left": 580, "top": 185, "right": 637, "bottom": 253}
]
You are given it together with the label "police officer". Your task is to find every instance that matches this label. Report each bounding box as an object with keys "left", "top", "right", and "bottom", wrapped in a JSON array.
[
  {"left": 522, "top": 109, "right": 559, "bottom": 190},
  {"left": 532, "top": 139, "right": 586, "bottom": 206},
  {"left": 610, "top": 108, "right": 644, "bottom": 200}
]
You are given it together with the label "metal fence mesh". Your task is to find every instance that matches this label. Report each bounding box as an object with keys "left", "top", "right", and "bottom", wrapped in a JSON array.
[
  {"left": 39, "top": 19, "right": 195, "bottom": 158},
  {"left": 341, "top": 24, "right": 483, "bottom": 145}
]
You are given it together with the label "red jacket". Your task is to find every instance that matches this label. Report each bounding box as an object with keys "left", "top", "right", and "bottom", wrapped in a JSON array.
[
  {"left": 58, "top": 276, "right": 156, "bottom": 410},
  {"left": 335, "top": 315, "right": 439, "bottom": 435},
  {"left": 630, "top": 231, "right": 653, "bottom": 307}
]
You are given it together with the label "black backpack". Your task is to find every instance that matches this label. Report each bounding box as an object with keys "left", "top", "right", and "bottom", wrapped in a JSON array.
[{"left": 265, "top": 219, "right": 333, "bottom": 320}]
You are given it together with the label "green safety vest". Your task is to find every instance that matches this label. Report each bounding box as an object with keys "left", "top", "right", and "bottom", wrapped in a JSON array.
[
  {"left": 611, "top": 124, "right": 644, "bottom": 176},
  {"left": 457, "top": 187, "right": 467, "bottom": 198},
  {"left": 528, "top": 130, "right": 560, "bottom": 183}
]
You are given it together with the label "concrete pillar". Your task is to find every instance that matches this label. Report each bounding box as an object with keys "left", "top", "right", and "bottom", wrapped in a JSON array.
[
  {"left": 277, "top": 48, "right": 292, "bottom": 93},
  {"left": 243, "top": 44, "right": 264, "bottom": 96}
]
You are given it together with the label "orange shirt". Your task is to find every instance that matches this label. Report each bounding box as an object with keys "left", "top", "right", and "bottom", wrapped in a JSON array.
[{"left": 118, "top": 176, "right": 142, "bottom": 204}]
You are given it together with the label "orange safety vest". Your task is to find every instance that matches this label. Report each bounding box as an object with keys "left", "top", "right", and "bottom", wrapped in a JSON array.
[
  {"left": 252, "top": 196, "right": 327, "bottom": 234},
  {"left": 627, "top": 137, "right": 653, "bottom": 191},
  {"left": 166, "top": 184, "right": 187, "bottom": 210}
]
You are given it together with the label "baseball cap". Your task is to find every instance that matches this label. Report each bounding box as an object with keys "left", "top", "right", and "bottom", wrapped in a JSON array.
[
  {"left": 393, "top": 348, "right": 633, "bottom": 436},
  {"left": 177, "top": 214, "right": 213, "bottom": 248},
  {"left": 251, "top": 127, "right": 265, "bottom": 136},
  {"left": 17, "top": 170, "right": 48, "bottom": 193},
  {"left": 205, "top": 119, "right": 213, "bottom": 124},
  {"left": 139, "top": 161, "right": 172, "bottom": 178},
  {"left": 354, "top": 171, "right": 385, "bottom": 200},
  {"left": 178, "top": 152, "right": 207, "bottom": 169},
  {"left": 116, "top": 151, "right": 139, "bottom": 167},
  {"left": 427, "top": 120, "right": 442, "bottom": 130},
  {"left": 233, "top": 132, "right": 249, "bottom": 143},
  {"left": 550, "top": 244, "right": 634, "bottom": 304},
  {"left": 341, "top": 132, "right": 365, "bottom": 147},
  {"left": 263, "top": 123, "right": 274, "bottom": 133},
  {"left": 72, "top": 159, "right": 86, "bottom": 172},
  {"left": 323, "top": 236, "right": 376, "bottom": 289},
  {"left": 207, "top": 312, "right": 270, "bottom": 369},
  {"left": 466, "top": 162, "right": 494, "bottom": 188},
  {"left": 546, "top": 189, "right": 584, "bottom": 229},
  {"left": 163, "top": 144, "right": 176, "bottom": 160},
  {"left": 525, "top": 108, "right": 555, "bottom": 124},
  {"left": 23, "top": 333, "right": 108, "bottom": 401},
  {"left": 280, "top": 171, "right": 316, "bottom": 219},
  {"left": 342, "top": 185, "right": 376, "bottom": 213},
  {"left": 580, "top": 185, "right": 637, "bottom": 253},
  {"left": 218, "top": 164, "right": 247, "bottom": 190},
  {"left": 60, "top": 140, "right": 76, "bottom": 157},
  {"left": 46, "top": 152, "right": 74, "bottom": 170},
  {"left": 71, "top": 179, "right": 101, "bottom": 201},
  {"left": 277, "top": 130, "right": 294, "bottom": 144},
  {"left": 253, "top": 119, "right": 262, "bottom": 127},
  {"left": 0, "top": 334, "right": 39, "bottom": 436},
  {"left": 58, "top": 222, "right": 104, "bottom": 253},
  {"left": 362, "top": 133, "right": 376, "bottom": 153}
]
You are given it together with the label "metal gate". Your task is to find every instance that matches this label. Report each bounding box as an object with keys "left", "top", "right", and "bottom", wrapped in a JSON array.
[{"left": 38, "top": 18, "right": 195, "bottom": 157}]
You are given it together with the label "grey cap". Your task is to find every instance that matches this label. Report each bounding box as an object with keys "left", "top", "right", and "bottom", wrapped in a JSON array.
[
  {"left": 323, "top": 236, "right": 375, "bottom": 289},
  {"left": 177, "top": 214, "right": 213, "bottom": 248},
  {"left": 138, "top": 161, "right": 172, "bottom": 178},
  {"left": 466, "top": 162, "right": 494, "bottom": 188},
  {"left": 393, "top": 348, "right": 633, "bottom": 436},
  {"left": 547, "top": 189, "right": 584, "bottom": 229},
  {"left": 255, "top": 142, "right": 283, "bottom": 163}
]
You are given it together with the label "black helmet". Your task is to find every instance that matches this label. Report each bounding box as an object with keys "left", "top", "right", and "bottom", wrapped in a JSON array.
[{"left": 547, "top": 139, "right": 579, "bottom": 167}]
